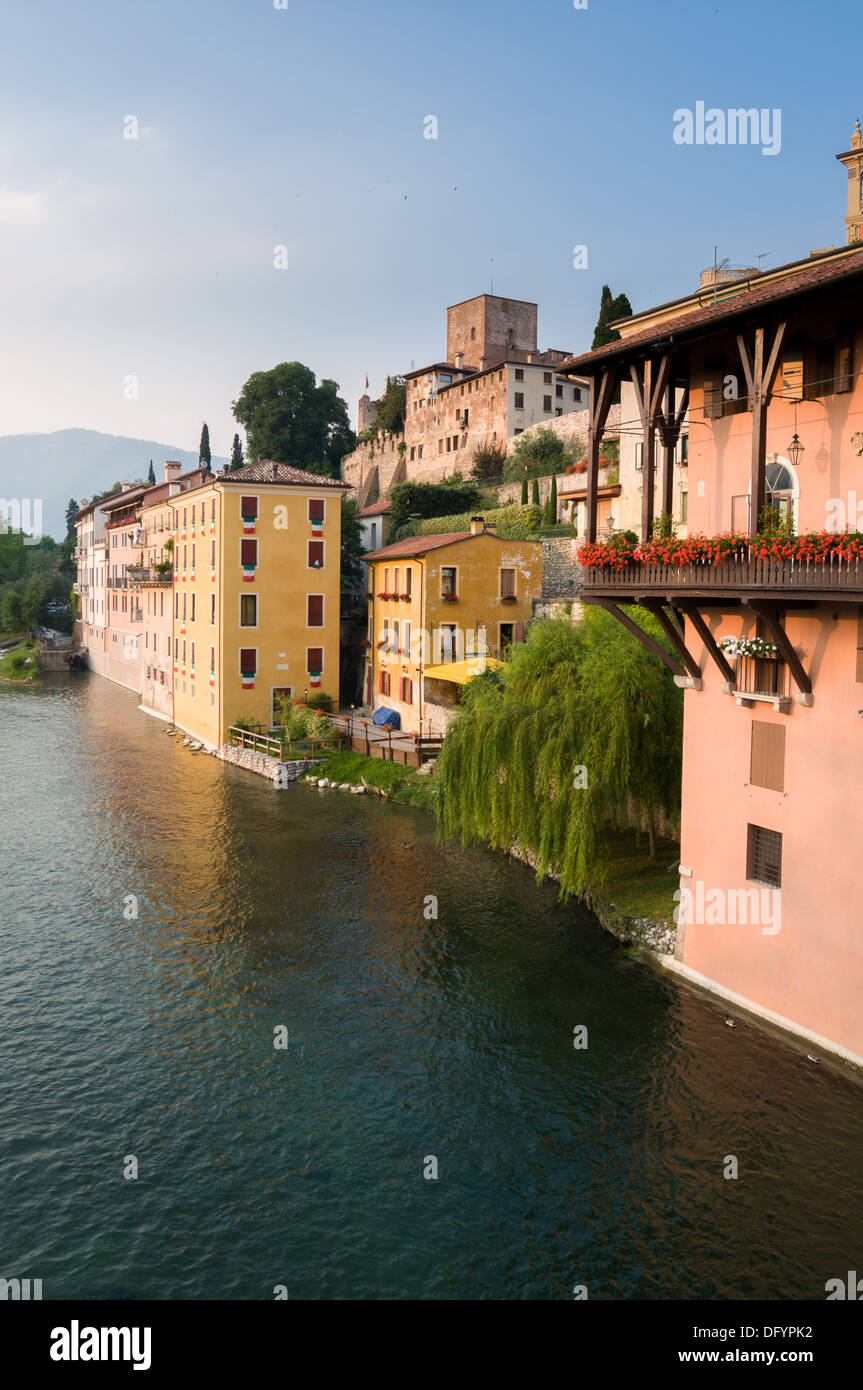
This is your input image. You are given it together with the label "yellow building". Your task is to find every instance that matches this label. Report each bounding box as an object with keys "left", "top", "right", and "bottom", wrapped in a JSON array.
[
  {"left": 136, "top": 463, "right": 210, "bottom": 721},
  {"left": 169, "top": 461, "right": 349, "bottom": 748},
  {"left": 363, "top": 518, "right": 542, "bottom": 734}
]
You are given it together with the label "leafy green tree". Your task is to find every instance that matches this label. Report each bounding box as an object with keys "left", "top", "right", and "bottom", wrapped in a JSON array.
[
  {"left": 232, "top": 362, "right": 355, "bottom": 476},
  {"left": 471, "top": 443, "right": 506, "bottom": 480},
  {"left": 437, "top": 611, "right": 683, "bottom": 895},
  {"left": 340, "top": 499, "right": 365, "bottom": 591},
  {"left": 374, "top": 376, "right": 407, "bottom": 435},
  {"left": 388, "top": 479, "right": 481, "bottom": 531},
  {"left": 230, "top": 434, "right": 244, "bottom": 471},
  {"left": 1, "top": 588, "right": 23, "bottom": 633},
  {"left": 65, "top": 499, "right": 79, "bottom": 541},
  {"left": 199, "top": 423, "right": 212, "bottom": 469},
  {"left": 592, "top": 284, "right": 633, "bottom": 349},
  {"left": 147, "top": 460, "right": 156, "bottom": 486}
]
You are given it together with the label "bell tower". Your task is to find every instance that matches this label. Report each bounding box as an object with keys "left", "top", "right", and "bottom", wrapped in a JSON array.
[{"left": 836, "top": 118, "right": 863, "bottom": 244}]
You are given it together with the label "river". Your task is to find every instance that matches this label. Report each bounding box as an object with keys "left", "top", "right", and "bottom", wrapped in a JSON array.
[{"left": 2, "top": 673, "right": 861, "bottom": 1300}]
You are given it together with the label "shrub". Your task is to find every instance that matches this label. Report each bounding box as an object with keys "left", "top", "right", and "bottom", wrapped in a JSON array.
[
  {"left": 471, "top": 443, "right": 506, "bottom": 480},
  {"left": 411, "top": 503, "right": 542, "bottom": 540},
  {"left": 389, "top": 479, "right": 481, "bottom": 530}
]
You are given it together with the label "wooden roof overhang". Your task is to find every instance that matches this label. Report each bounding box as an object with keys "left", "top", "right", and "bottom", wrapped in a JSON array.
[{"left": 557, "top": 244, "right": 863, "bottom": 545}]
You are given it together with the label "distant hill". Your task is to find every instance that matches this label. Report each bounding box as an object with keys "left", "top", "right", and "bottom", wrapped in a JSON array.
[{"left": 0, "top": 429, "right": 229, "bottom": 539}]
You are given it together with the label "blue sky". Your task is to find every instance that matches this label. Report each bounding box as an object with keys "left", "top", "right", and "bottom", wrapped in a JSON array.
[{"left": 0, "top": 0, "right": 859, "bottom": 456}]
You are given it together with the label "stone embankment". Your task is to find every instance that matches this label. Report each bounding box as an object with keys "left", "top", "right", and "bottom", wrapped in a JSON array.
[{"left": 216, "top": 745, "right": 325, "bottom": 785}]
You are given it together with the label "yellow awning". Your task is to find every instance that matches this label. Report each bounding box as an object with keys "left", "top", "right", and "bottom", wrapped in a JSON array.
[{"left": 422, "top": 658, "right": 502, "bottom": 686}]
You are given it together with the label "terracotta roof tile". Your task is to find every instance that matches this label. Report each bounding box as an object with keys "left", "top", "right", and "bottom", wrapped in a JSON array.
[
  {"left": 220, "top": 460, "right": 348, "bottom": 488},
  {"left": 557, "top": 245, "right": 863, "bottom": 373}
]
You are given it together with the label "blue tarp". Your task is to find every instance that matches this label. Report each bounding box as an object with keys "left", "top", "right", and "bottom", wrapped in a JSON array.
[{"left": 373, "top": 706, "right": 401, "bottom": 730}]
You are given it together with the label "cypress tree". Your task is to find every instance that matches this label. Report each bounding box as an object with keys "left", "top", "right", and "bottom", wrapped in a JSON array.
[
  {"left": 199, "top": 423, "right": 212, "bottom": 468},
  {"left": 531, "top": 477, "right": 540, "bottom": 508},
  {"left": 520, "top": 476, "right": 528, "bottom": 506},
  {"left": 147, "top": 460, "right": 155, "bottom": 486},
  {"left": 548, "top": 473, "right": 558, "bottom": 524},
  {"left": 230, "top": 434, "right": 244, "bottom": 471}
]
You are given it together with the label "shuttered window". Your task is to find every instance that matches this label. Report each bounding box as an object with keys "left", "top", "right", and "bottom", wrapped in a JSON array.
[
  {"left": 307, "top": 594, "right": 324, "bottom": 626},
  {"left": 405, "top": 566, "right": 412, "bottom": 598},
  {"left": 750, "top": 721, "right": 785, "bottom": 792},
  {"left": 241, "top": 539, "right": 258, "bottom": 566},
  {"left": 857, "top": 609, "right": 863, "bottom": 683},
  {"left": 240, "top": 496, "right": 258, "bottom": 520},
  {"left": 308, "top": 540, "right": 324, "bottom": 568},
  {"left": 500, "top": 567, "right": 515, "bottom": 597},
  {"left": 400, "top": 676, "right": 413, "bottom": 704},
  {"left": 307, "top": 647, "right": 323, "bottom": 673},
  {"left": 239, "top": 648, "right": 257, "bottom": 675},
  {"left": 309, "top": 499, "right": 325, "bottom": 522},
  {"left": 747, "top": 824, "right": 782, "bottom": 887}
]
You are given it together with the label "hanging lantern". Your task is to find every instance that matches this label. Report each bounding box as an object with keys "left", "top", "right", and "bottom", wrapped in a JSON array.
[{"left": 787, "top": 433, "right": 805, "bottom": 467}]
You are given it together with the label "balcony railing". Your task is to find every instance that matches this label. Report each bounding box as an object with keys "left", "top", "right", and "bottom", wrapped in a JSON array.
[
  {"left": 107, "top": 576, "right": 129, "bottom": 590},
  {"left": 126, "top": 564, "right": 173, "bottom": 586},
  {"left": 583, "top": 551, "right": 863, "bottom": 599}
]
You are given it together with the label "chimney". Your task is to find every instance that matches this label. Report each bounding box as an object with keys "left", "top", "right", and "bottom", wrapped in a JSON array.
[
  {"left": 527, "top": 351, "right": 535, "bottom": 364},
  {"left": 455, "top": 352, "right": 464, "bottom": 371},
  {"left": 470, "top": 516, "right": 485, "bottom": 536},
  {"left": 480, "top": 356, "right": 488, "bottom": 372},
  {"left": 164, "top": 461, "right": 182, "bottom": 482},
  {"left": 79, "top": 498, "right": 88, "bottom": 509},
  {"left": 121, "top": 480, "right": 132, "bottom": 491}
]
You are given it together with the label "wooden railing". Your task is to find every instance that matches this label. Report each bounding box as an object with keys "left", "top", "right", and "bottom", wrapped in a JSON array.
[
  {"left": 583, "top": 552, "right": 863, "bottom": 595},
  {"left": 229, "top": 727, "right": 286, "bottom": 758}
]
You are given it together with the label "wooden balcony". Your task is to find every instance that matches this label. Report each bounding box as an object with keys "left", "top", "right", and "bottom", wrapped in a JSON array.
[{"left": 582, "top": 551, "right": 863, "bottom": 604}]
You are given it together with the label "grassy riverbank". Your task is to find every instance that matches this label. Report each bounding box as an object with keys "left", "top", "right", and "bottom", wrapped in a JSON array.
[
  {"left": 0, "top": 639, "right": 40, "bottom": 683},
  {"left": 311, "top": 750, "right": 438, "bottom": 810},
  {"left": 309, "top": 750, "right": 678, "bottom": 931}
]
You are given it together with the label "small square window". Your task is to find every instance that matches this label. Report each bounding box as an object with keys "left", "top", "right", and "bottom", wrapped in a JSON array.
[{"left": 746, "top": 824, "right": 782, "bottom": 887}]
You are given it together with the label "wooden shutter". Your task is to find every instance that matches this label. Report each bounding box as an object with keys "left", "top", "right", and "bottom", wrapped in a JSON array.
[
  {"left": 856, "top": 609, "right": 863, "bottom": 682},
  {"left": 307, "top": 594, "right": 324, "bottom": 626},
  {"left": 513, "top": 622, "right": 525, "bottom": 643},
  {"left": 702, "top": 359, "right": 724, "bottom": 419},
  {"left": 750, "top": 721, "right": 785, "bottom": 792},
  {"left": 241, "top": 539, "right": 257, "bottom": 566},
  {"left": 307, "top": 646, "right": 323, "bottom": 672},
  {"left": 500, "top": 567, "right": 515, "bottom": 597},
  {"left": 309, "top": 499, "right": 325, "bottom": 522},
  {"left": 405, "top": 566, "right": 412, "bottom": 598},
  {"left": 308, "top": 540, "right": 324, "bottom": 568},
  {"left": 240, "top": 647, "right": 256, "bottom": 675},
  {"left": 240, "top": 495, "right": 258, "bottom": 519},
  {"left": 780, "top": 342, "right": 804, "bottom": 398}
]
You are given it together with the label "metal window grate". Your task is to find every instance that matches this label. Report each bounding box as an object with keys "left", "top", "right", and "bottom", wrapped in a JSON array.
[{"left": 747, "top": 823, "right": 782, "bottom": 887}]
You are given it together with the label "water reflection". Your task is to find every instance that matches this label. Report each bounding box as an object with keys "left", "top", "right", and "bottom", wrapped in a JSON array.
[{"left": 1, "top": 673, "right": 861, "bottom": 1300}]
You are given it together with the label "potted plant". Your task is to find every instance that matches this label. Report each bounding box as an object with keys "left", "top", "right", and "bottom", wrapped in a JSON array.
[{"left": 442, "top": 592, "right": 458, "bottom": 602}]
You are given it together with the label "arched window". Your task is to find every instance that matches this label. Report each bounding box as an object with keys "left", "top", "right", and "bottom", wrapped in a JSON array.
[{"left": 765, "top": 462, "right": 795, "bottom": 524}]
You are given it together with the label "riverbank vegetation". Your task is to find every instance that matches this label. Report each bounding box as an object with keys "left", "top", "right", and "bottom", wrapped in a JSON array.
[
  {"left": 0, "top": 639, "right": 41, "bottom": 682},
  {"left": 310, "top": 750, "right": 437, "bottom": 810},
  {"left": 436, "top": 612, "right": 682, "bottom": 900}
]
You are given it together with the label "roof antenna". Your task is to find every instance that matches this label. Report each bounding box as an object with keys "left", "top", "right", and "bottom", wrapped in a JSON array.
[
  {"left": 490, "top": 257, "right": 494, "bottom": 295},
  {"left": 756, "top": 252, "right": 771, "bottom": 272}
]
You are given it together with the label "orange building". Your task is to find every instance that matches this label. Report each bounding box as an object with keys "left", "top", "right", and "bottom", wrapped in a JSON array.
[{"left": 168, "top": 462, "right": 349, "bottom": 748}]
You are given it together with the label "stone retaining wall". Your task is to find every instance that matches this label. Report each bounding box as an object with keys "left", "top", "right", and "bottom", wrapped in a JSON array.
[{"left": 217, "top": 745, "right": 325, "bottom": 785}]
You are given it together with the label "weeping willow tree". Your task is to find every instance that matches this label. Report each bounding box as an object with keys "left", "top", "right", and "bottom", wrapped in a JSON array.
[{"left": 436, "top": 610, "right": 683, "bottom": 898}]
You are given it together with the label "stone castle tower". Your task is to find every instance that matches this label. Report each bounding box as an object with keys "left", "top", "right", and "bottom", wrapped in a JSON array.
[{"left": 836, "top": 119, "right": 863, "bottom": 245}]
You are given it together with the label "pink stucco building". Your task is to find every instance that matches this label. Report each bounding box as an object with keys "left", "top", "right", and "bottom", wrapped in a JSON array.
[{"left": 559, "top": 139, "right": 863, "bottom": 1062}]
